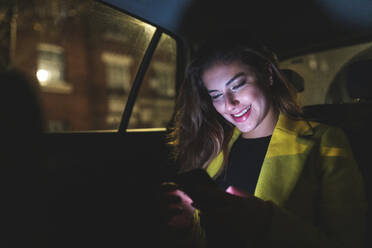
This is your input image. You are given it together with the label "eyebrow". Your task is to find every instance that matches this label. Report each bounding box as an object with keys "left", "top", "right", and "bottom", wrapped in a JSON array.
[{"left": 207, "top": 72, "right": 245, "bottom": 93}]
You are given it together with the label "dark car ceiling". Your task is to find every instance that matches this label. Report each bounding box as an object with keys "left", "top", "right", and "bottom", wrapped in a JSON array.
[{"left": 101, "top": 0, "right": 372, "bottom": 60}]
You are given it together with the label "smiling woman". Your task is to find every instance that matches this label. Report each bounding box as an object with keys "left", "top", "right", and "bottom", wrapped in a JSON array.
[
  {"left": 202, "top": 61, "right": 278, "bottom": 139},
  {"left": 164, "top": 37, "right": 367, "bottom": 247},
  {"left": 171, "top": 38, "right": 301, "bottom": 172}
]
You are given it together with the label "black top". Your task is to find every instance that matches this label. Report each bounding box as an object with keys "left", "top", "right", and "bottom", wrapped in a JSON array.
[{"left": 215, "top": 135, "right": 272, "bottom": 195}]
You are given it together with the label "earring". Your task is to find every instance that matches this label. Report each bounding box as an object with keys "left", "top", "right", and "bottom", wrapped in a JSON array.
[{"left": 269, "top": 76, "right": 273, "bottom": 86}]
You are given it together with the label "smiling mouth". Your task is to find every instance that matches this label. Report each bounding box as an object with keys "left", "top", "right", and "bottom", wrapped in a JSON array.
[
  {"left": 233, "top": 106, "right": 251, "bottom": 117},
  {"left": 230, "top": 105, "right": 251, "bottom": 123}
]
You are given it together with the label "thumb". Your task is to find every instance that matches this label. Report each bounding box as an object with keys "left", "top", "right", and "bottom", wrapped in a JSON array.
[{"left": 225, "top": 186, "right": 250, "bottom": 197}]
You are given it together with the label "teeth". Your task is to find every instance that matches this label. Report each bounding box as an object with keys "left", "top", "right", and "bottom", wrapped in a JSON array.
[{"left": 233, "top": 106, "right": 251, "bottom": 117}]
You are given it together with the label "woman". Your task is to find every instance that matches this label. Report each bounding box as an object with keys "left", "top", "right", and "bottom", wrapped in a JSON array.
[{"left": 164, "top": 38, "right": 367, "bottom": 247}]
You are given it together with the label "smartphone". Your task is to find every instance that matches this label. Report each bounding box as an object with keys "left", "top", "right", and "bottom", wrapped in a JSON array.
[{"left": 174, "top": 169, "right": 222, "bottom": 210}]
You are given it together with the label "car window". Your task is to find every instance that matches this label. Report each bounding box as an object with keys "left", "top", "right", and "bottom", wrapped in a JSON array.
[
  {"left": 280, "top": 41, "right": 372, "bottom": 107},
  {"left": 127, "top": 33, "right": 177, "bottom": 130},
  {"left": 9, "top": 0, "right": 157, "bottom": 132}
]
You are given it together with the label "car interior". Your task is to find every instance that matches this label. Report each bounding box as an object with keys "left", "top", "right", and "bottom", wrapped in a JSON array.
[{"left": 1, "top": 0, "right": 372, "bottom": 246}]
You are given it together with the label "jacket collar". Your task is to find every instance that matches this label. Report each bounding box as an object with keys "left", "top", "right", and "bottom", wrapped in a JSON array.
[
  {"left": 207, "top": 114, "right": 316, "bottom": 205},
  {"left": 275, "top": 114, "right": 315, "bottom": 137},
  {"left": 255, "top": 114, "right": 316, "bottom": 205}
]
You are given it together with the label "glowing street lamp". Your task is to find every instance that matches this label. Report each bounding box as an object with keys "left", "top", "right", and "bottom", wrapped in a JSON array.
[{"left": 36, "top": 69, "right": 49, "bottom": 85}]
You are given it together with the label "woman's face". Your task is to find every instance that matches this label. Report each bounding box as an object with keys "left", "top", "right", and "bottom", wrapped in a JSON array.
[{"left": 202, "top": 61, "right": 278, "bottom": 138}]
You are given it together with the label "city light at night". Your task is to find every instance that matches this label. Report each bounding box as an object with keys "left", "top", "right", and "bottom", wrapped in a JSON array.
[{"left": 36, "top": 69, "right": 49, "bottom": 83}]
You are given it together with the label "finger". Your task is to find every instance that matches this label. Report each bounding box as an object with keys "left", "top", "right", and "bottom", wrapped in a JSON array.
[
  {"left": 226, "top": 186, "right": 250, "bottom": 197},
  {"left": 161, "top": 205, "right": 184, "bottom": 224},
  {"left": 167, "top": 206, "right": 184, "bottom": 217},
  {"left": 160, "top": 182, "right": 179, "bottom": 192},
  {"left": 189, "top": 186, "right": 236, "bottom": 210},
  {"left": 167, "top": 210, "right": 194, "bottom": 230},
  {"left": 164, "top": 194, "right": 182, "bottom": 204}
]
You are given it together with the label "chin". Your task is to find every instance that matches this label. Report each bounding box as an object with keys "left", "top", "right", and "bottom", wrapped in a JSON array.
[{"left": 236, "top": 125, "right": 254, "bottom": 134}]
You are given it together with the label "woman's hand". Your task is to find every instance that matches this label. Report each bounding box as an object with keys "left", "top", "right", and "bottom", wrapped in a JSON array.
[
  {"left": 171, "top": 168, "right": 273, "bottom": 241},
  {"left": 194, "top": 185, "right": 274, "bottom": 244},
  {"left": 160, "top": 183, "right": 196, "bottom": 234}
]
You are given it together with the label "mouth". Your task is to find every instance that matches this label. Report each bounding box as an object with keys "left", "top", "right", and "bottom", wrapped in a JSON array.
[{"left": 231, "top": 105, "right": 251, "bottom": 122}]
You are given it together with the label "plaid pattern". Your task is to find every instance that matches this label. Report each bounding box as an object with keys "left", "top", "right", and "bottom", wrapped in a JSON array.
[{"left": 194, "top": 114, "right": 367, "bottom": 247}]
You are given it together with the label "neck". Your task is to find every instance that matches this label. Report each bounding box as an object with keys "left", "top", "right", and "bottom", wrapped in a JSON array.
[{"left": 242, "top": 106, "right": 279, "bottom": 139}]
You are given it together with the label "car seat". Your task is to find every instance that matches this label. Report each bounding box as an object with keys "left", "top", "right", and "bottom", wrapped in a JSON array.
[
  {"left": 302, "top": 59, "right": 372, "bottom": 247},
  {"left": 281, "top": 68, "right": 304, "bottom": 93}
]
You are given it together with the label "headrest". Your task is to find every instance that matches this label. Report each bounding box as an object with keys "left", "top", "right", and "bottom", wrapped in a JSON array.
[
  {"left": 346, "top": 59, "right": 372, "bottom": 99},
  {"left": 281, "top": 69, "right": 304, "bottom": 92}
]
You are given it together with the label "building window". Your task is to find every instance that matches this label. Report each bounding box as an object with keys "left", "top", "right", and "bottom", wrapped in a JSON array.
[
  {"left": 47, "top": 120, "right": 70, "bottom": 132},
  {"left": 149, "top": 61, "right": 176, "bottom": 97},
  {"left": 106, "top": 95, "right": 127, "bottom": 129},
  {"left": 102, "top": 52, "right": 132, "bottom": 93},
  {"left": 36, "top": 43, "right": 71, "bottom": 93},
  {"left": 102, "top": 52, "right": 133, "bottom": 128},
  {"left": 128, "top": 33, "right": 177, "bottom": 129}
]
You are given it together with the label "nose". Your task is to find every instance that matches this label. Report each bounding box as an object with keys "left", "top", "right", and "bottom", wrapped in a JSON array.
[{"left": 225, "top": 92, "right": 239, "bottom": 112}]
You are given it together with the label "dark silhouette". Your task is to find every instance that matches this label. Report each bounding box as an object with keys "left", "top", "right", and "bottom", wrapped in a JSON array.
[{"left": 0, "top": 68, "right": 47, "bottom": 247}]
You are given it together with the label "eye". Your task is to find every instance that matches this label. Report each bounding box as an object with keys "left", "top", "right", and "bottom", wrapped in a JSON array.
[
  {"left": 232, "top": 81, "right": 246, "bottom": 90},
  {"left": 211, "top": 93, "right": 223, "bottom": 100}
]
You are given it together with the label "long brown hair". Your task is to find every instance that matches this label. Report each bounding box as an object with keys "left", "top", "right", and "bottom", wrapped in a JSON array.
[{"left": 169, "top": 38, "right": 302, "bottom": 174}]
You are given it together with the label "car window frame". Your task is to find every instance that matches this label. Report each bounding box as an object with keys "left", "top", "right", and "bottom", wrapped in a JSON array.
[{"left": 118, "top": 27, "right": 184, "bottom": 133}]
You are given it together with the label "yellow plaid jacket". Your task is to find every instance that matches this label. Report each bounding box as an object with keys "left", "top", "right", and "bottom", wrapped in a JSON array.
[{"left": 193, "top": 114, "right": 367, "bottom": 247}]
